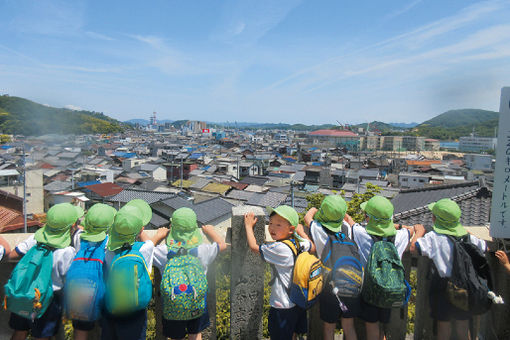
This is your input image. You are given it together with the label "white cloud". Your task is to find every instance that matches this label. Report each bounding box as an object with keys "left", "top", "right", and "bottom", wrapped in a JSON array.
[
  {"left": 383, "top": 0, "right": 423, "bottom": 21},
  {"left": 64, "top": 104, "right": 82, "bottom": 111}
]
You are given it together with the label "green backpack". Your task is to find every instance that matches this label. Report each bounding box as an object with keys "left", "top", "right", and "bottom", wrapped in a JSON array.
[
  {"left": 361, "top": 236, "right": 409, "bottom": 308},
  {"left": 161, "top": 248, "right": 208, "bottom": 320},
  {"left": 4, "top": 244, "right": 55, "bottom": 320}
]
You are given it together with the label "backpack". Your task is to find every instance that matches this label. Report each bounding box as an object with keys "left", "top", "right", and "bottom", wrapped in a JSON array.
[
  {"left": 161, "top": 248, "right": 208, "bottom": 320},
  {"left": 105, "top": 242, "right": 152, "bottom": 315},
  {"left": 273, "top": 238, "right": 324, "bottom": 309},
  {"left": 4, "top": 243, "right": 55, "bottom": 320},
  {"left": 445, "top": 235, "right": 492, "bottom": 314},
  {"left": 320, "top": 224, "right": 363, "bottom": 300},
  {"left": 362, "top": 235, "right": 409, "bottom": 308},
  {"left": 64, "top": 238, "right": 107, "bottom": 321}
]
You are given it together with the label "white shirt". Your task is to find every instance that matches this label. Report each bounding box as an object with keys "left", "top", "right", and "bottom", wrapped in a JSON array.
[
  {"left": 0, "top": 245, "right": 5, "bottom": 261},
  {"left": 152, "top": 243, "right": 220, "bottom": 276},
  {"left": 310, "top": 220, "right": 352, "bottom": 259},
  {"left": 260, "top": 239, "right": 311, "bottom": 309},
  {"left": 352, "top": 224, "right": 410, "bottom": 267},
  {"left": 15, "top": 235, "right": 76, "bottom": 291},
  {"left": 105, "top": 240, "right": 155, "bottom": 274},
  {"left": 416, "top": 231, "right": 486, "bottom": 278}
]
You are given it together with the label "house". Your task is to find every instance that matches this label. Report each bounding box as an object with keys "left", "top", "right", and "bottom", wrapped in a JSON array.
[
  {"left": 0, "top": 189, "right": 43, "bottom": 232},
  {"left": 464, "top": 154, "right": 493, "bottom": 171},
  {"left": 398, "top": 172, "right": 431, "bottom": 189}
]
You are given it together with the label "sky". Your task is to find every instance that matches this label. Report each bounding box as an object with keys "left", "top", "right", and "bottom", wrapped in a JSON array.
[{"left": 1, "top": 0, "right": 510, "bottom": 125}]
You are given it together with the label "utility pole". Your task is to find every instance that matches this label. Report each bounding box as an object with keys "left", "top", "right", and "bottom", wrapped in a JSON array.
[
  {"left": 180, "top": 157, "right": 183, "bottom": 190},
  {"left": 290, "top": 181, "right": 295, "bottom": 208},
  {"left": 22, "top": 144, "right": 27, "bottom": 233}
]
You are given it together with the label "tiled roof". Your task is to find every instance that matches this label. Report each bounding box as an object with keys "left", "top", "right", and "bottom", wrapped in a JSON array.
[
  {"left": 148, "top": 213, "right": 169, "bottom": 229},
  {"left": 247, "top": 191, "right": 287, "bottom": 208},
  {"left": 240, "top": 176, "right": 269, "bottom": 186},
  {"left": 226, "top": 189, "right": 255, "bottom": 201},
  {"left": 393, "top": 180, "right": 491, "bottom": 228},
  {"left": 202, "top": 183, "right": 231, "bottom": 195},
  {"left": 153, "top": 196, "right": 234, "bottom": 225},
  {"left": 0, "top": 206, "right": 19, "bottom": 227},
  {"left": 391, "top": 181, "right": 481, "bottom": 214},
  {"left": 406, "top": 160, "right": 442, "bottom": 166},
  {"left": 85, "top": 182, "right": 124, "bottom": 197},
  {"left": 222, "top": 181, "right": 249, "bottom": 190},
  {"left": 108, "top": 189, "right": 176, "bottom": 204},
  {"left": 189, "top": 178, "right": 211, "bottom": 190},
  {"left": 171, "top": 179, "right": 194, "bottom": 188},
  {"left": 44, "top": 181, "right": 73, "bottom": 192},
  {"left": 283, "top": 196, "right": 309, "bottom": 213}
]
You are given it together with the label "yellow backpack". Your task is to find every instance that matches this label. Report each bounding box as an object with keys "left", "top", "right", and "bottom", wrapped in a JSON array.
[{"left": 277, "top": 239, "right": 324, "bottom": 309}]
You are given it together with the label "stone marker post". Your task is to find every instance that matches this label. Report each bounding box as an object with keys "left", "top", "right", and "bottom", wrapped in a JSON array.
[{"left": 230, "top": 206, "right": 266, "bottom": 339}]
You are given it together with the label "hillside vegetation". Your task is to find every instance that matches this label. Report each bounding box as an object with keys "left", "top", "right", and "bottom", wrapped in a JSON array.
[
  {"left": 0, "top": 96, "right": 125, "bottom": 136},
  {"left": 413, "top": 109, "right": 498, "bottom": 139}
]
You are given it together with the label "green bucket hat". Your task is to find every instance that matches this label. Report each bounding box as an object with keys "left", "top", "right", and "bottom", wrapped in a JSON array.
[
  {"left": 125, "top": 199, "right": 152, "bottom": 226},
  {"left": 35, "top": 203, "right": 82, "bottom": 248},
  {"left": 107, "top": 205, "right": 144, "bottom": 251},
  {"left": 167, "top": 207, "right": 202, "bottom": 250},
  {"left": 360, "top": 196, "right": 396, "bottom": 237},
  {"left": 316, "top": 195, "right": 347, "bottom": 233},
  {"left": 428, "top": 198, "right": 466, "bottom": 237},
  {"left": 266, "top": 205, "right": 299, "bottom": 227},
  {"left": 81, "top": 203, "right": 117, "bottom": 242}
]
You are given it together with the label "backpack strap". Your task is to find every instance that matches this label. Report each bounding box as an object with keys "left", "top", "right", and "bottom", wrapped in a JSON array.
[
  {"left": 268, "top": 239, "right": 299, "bottom": 291},
  {"left": 369, "top": 234, "right": 396, "bottom": 244},
  {"left": 167, "top": 247, "right": 188, "bottom": 259}
]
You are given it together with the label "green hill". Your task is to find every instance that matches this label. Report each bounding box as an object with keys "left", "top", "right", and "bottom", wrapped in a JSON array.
[
  {"left": 414, "top": 109, "right": 498, "bottom": 140},
  {"left": 0, "top": 96, "right": 125, "bottom": 135},
  {"left": 352, "top": 121, "right": 400, "bottom": 133}
]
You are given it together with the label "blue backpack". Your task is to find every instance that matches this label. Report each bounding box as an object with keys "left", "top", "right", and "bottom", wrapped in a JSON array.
[
  {"left": 64, "top": 238, "right": 107, "bottom": 321},
  {"left": 161, "top": 248, "right": 208, "bottom": 320},
  {"left": 105, "top": 242, "right": 152, "bottom": 315}
]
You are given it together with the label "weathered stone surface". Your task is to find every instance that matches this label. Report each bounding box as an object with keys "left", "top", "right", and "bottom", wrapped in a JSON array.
[{"left": 230, "top": 206, "right": 266, "bottom": 339}]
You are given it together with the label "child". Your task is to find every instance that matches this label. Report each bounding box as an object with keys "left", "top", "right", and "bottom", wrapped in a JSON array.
[
  {"left": 354, "top": 195, "right": 424, "bottom": 340},
  {"left": 495, "top": 250, "right": 510, "bottom": 274},
  {"left": 153, "top": 207, "right": 227, "bottom": 340},
  {"left": 67, "top": 203, "right": 117, "bottom": 340},
  {"left": 304, "top": 195, "right": 360, "bottom": 340},
  {"left": 8, "top": 203, "right": 84, "bottom": 340},
  {"left": 411, "top": 198, "right": 486, "bottom": 340},
  {"left": 244, "top": 205, "right": 312, "bottom": 340},
  {"left": 102, "top": 200, "right": 169, "bottom": 340}
]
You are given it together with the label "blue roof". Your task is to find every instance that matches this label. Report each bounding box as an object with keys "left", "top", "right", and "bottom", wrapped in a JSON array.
[
  {"left": 283, "top": 157, "right": 297, "bottom": 163},
  {"left": 312, "top": 162, "right": 322, "bottom": 166},
  {"left": 114, "top": 152, "right": 136, "bottom": 158},
  {"left": 309, "top": 147, "right": 319, "bottom": 151},
  {"left": 189, "top": 153, "right": 204, "bottom": 160},
  {"left": 77, "top": 180, "right": 101, "bottom": 188},
  {"left": 1, "top": 145, "right": 13, "bottom": 150}
]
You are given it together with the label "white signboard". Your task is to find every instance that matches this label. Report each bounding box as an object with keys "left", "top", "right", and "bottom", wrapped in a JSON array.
[{"left": 490, "top": 87, "right": 510, "bottom": 238}]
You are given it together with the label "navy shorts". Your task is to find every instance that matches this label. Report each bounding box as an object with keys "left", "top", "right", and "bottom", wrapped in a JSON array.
[
  {"left": 359, "top": 298, "right": 391, "bottom": 324},
  {"left": 9, "top": 292, "right": 62, "bottom": 338},
  {"left": 100, "top": 309, "right": 147, "bottom": 340},
  {"left": 162, "top": 308, "right": 210, "bottom": 338},
  {"left": 429, "top": 276, "right": 471, "bottom": 321},
  {"left": 72, "top": 319, "right": 95, "bottom": 331},
  {"left": 268, "top": 306, "right": 307, "bottom": 340},
  {"left": 319, "top": 288, "right": 361, "bottom": 323}
]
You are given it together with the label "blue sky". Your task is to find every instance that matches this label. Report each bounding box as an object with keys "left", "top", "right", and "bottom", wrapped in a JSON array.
[{"left": 1, "top": 0, "right": 509, "bottom": 124}]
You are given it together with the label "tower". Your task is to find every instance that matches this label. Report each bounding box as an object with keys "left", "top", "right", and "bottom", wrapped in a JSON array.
[{"left": 150, "top": 112, "right": 157, "bottom": 126}]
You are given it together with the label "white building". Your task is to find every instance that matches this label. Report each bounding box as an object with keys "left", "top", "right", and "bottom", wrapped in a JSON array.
[
  {"left": 464, "top": 154, "right": 493, "bottom": 171},
  {"left": 398, "top": 172, "right": 431, "bottom": 189},
  {"left": 459, "top": 136, "right": 497, "bottom": 152}
]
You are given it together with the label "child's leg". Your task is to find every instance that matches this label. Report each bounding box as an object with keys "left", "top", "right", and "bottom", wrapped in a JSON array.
[
  {"left": 10, "top": 330, "right": 29, "bottom": 340},
  {"left": 72, "top": 320, "right": 95, "bottom": 340},
  {"left": 454, "top": 320, "right": 470, "bottom": 340},
  {"left": 188, "top": 334, "right": 202, "bottom": 340},
  {"left": 436, "top": 321, "right": 451, "bottom": 340},
  {"left": 323, "top": 322, "right": 336, "bottom": 340},
  {"left": 365, "top": 321, "right": 380, "bottom": 340},
  {"left": 341, "top": 317, "right": 357, "bottom": 340},
  {"left": 74, "top": 329, "right": 89, "bottom": 340}
]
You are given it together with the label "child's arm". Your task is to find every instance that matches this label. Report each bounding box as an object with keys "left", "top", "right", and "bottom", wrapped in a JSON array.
[
  {"left": 296, "top": 223, "right": 316, "bottom": 253},
  {"left": 409, "top": 224, "right": 426, "bottom": 254},
  {"left": 304, "top": 207, "right": 318, "bottom": 227},
  {"left": 0, "top": 235, "right": 11, "bottom": 259},
  {"left": 201, "top": 225, "right": 227, "bottom": 252},
  {"left": 141, "top": 227, "right": 169, "bottom": 245},
  {"left": 244, "top": 212, "right": 259, "bottom": 254},
  {"left": 495, "top": 250, "right": 510, "bottom": 274},
  {"left": 343, "top": 213, "right": 356, "bottom": 227}
]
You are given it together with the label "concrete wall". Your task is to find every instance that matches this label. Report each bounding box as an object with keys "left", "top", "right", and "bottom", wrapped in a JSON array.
[{"left": 2, "top": 169, "right": 44, "bottom": 214}]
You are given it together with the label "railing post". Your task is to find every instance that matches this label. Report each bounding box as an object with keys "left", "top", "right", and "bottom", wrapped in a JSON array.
[
  {"left": 230, "top": 206, "right": 265, "bottom": 339},
  {"left": 203, "top": 262, "right": 217, "bottom": 340},
  {"left": 384, "top": 252, "right": 412, "bottom": 340},
  {"left": 413, "top": 256, "right": 434, "bottom": 340}
]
